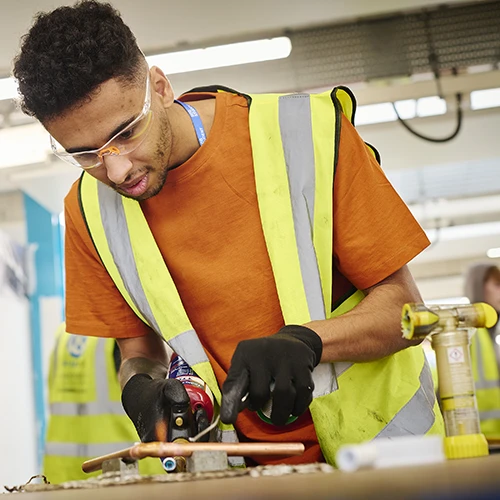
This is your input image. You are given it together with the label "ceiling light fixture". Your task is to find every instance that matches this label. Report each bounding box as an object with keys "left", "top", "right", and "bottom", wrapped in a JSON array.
[
  {"left": 146, "top": 37, "right": 292, "bottom": 75},
  {"left": 0, "top": 77, "right": 17, "bottom": 101},
  {"left": 470, "top": 88, "right": 500, "bottom": 110},
  {"left": 0, "top": 37, "right": 292, "bottom": 102},
  {"left": 486, "top": 247, "right": 500, "bottom": 259}
]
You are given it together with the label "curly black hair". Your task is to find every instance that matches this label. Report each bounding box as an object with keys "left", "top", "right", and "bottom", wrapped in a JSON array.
[{"left": 13, "top": 1, "right": 145, "bottom": 122}]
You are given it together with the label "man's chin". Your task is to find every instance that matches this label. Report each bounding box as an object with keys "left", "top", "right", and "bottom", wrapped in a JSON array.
[{"left": 118, "top": 181, "right": 164, "bottom": 201}]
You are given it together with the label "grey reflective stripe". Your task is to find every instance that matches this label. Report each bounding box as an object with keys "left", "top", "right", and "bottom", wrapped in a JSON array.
[
  {"left": 279, "top": 94, "right": 342, "bottom": 397},
  {"left": 94, "top": 338, "right": 119, "bottom": 414},
  {"left": 169, "top": 329, "right": 210, "bottom": 366},
  {"left": 312, "top": 363, "right": 338, "bottom": 397},
  {"left": 51, "top": 332, "right": 61, "bottom": 381},
  {"left": 476, "top": 379, "right": 500, "bottom": 390},
  {"left": 335, "top": 362, "right": 354, "bottom": 378},
  {"left": 278, "top": 94, "right": 325, "bottom": 323},
  {"left": 215, "top": 428, "right": 245, "bottom": 467},
  {"left": 98, "top": 182, "right": 160, "bottom": 333},
  {"left": 50, "top": 338, "right": 124, "bottom": 416},
  {"left": 473, "top": 333, "right": 500, "bottom": 390},
  {"left": 479, "top": 410, "right": 500, "bottom": 420},
  {"left": 97, "top": 184, "right": 210, "bottom": 369},
  {"left": 50, "top": 401, "right": 124, "bottom": 416},
  {"left": 45, "top": 442, "right": 134, "bottom": 458},
  {"left": 376, "top": 358, "right": 436, "bottom": 438}
]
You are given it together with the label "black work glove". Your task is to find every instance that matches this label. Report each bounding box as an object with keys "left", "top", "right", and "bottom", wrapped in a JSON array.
[
  {"left": 220, "top": 325, "right": 323, "bottom": 426},
  {"left": 122, "top": 374, "right": 192, "bottom": 442}
]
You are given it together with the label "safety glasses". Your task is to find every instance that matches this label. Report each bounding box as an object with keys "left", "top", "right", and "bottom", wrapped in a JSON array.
[{"left": 50, "top": 72, "right": 153, "bottom": 170}]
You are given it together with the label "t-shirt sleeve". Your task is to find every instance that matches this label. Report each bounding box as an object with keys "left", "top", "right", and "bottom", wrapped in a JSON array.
[
  {"left": 333, "top": 114, "right": 429, "bottom": 290},
  {"left": 64, "top": 180, "right": 150, "bottom": 338}
]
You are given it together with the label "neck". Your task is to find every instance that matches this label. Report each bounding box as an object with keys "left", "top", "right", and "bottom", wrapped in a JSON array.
[{"left": 168, "top": 98, "right": 215, "bottom": 168}]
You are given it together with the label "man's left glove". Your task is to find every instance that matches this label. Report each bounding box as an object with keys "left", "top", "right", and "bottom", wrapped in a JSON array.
[{"left": 220, "top": 325, "right": 323, "bottom": 426}]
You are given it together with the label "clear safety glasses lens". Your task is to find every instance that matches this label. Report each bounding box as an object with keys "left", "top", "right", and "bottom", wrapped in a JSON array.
[{"left": 50, "top": 110, "right": 154, "bottom": 170}]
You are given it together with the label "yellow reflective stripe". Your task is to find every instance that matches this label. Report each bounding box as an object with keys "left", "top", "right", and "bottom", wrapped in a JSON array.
[
  {"left": 331, "top": 289, "right": 365, "bottom": 318},
  {"left": 80, "top": 174, "right": 146, "bottom": 323},
  {"left": 334, "top": 88, "right": 354, "bottom": 122},
  {"left": 333, "top": 87, "right": 380, "bottom": 163},
  {"left": 192, "top": 360, "right": 222, "bottom": 405},
  {"left": 249, "top": 93, "right": 311, "bottom": 324},
  {"left": 310, "top": 92, "right": 336, "bottom": 315},
  {"left": 105, "top": 339, "right": 122, "bottom": 402},
  {"left": 121, "top": 198, "right": 192, "bottom": 340},
  {"left": 46, "top": 414, "right": 136, "bottom": 443},
  {"left": 44, "top": 455, "right": 163, "bottom": 483},
  {"left": 365, "top": 144, "right": 378, "bottom": 160},
  {"left": 427, "top": 398, "right": 446, "bottom": 435},
  {"left": 478, "top": 328, "right": 500, "bottom": 381},
  {"left": 119, "top": 199, "right": 225, "bottom": 406},
  {"left": 43, "top": 456, "right": 102, "bottom": 483},
  {"left": 310, "top": 345, "right": 442, "bottom": 464}
]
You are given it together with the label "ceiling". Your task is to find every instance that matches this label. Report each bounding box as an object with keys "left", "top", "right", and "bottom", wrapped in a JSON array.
[{"left": 0, "top": 0, "right": 485, "bottom": 76}]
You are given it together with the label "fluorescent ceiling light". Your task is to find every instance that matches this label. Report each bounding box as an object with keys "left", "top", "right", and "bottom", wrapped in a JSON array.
[
  {"left": 470, "top": 88, "right": 500, "bottom": 110},
  {"left": 146, "top": 37, "right": 292, "bottom": 75},
  {"left": 356, "top": 96, "right": 447, "bottom": 126},
  {"left": 394, "top": 99, "right": 416, "bottom": 120},
  {"left": 467, "top": 63, "right": 494, "bottom": 74},
  {"left": 0, "top": 37, "right": 291, "bottom": 102},
  {"left": 0, "top": 122, "right": 49, "bottom": 168},
  {"left": 0, "top": 77, "right": 17, "bottom": 101},
  {"left": 487, "top": 247, "right": 500, "bottom": 258},
  {"left": 417, "top": 96, "right": 446, "bottom": 117},
  {"left": 355, "top": 102, "right": 398, "bottom": 126}
]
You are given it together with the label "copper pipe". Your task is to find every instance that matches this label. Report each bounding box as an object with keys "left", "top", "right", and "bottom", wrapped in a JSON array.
[{"left": 82, "top": 441, "right": 304, "bottom": 474}]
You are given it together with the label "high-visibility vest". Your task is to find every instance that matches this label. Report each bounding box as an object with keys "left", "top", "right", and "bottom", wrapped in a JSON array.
[
  {"left": 43, "top": 324, "right": 164, "bottom": 483},
  {"left": 78, "top": 87, "right": 444, "bottom": 465},
  {"left": 471, "top": 327, "right": 500, "bottom": 437}
]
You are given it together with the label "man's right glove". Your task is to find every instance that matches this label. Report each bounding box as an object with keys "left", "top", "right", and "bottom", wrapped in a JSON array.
[
  {"left": 121, "top": 374, "right": 191, "bottom": 442},
  {"left": 221, "top": 324, "right": 322, "bottom": 426}
]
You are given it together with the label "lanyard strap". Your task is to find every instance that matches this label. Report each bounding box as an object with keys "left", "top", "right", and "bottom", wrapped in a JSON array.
[{"left": 174, "top": 99, "right": 207, "bottom": 146}]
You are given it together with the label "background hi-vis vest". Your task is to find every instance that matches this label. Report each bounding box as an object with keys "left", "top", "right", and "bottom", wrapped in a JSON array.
[
  {"left": 471, "top": 327, "right": 500, "bottom": 437},
  {"left": 78, "top": 87, "right": 444, "bottom": 465},
  {"left": 44, "top": 324, "right": 164, "bottom": 483}
]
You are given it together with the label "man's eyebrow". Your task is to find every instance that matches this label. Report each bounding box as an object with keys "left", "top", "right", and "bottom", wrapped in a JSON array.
[{"left": 65, "top": 115, "right": 137, "bottom": 154}]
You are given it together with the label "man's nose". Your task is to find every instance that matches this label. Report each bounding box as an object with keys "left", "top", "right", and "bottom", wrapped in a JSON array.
[{"left": 102, "top": 154, "right": 134, "bottom": 185}]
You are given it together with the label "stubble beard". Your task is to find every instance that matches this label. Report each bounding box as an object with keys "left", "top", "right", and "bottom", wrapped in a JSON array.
[{"left": 123, "top": 112, "right": 173, "bottom": 202}]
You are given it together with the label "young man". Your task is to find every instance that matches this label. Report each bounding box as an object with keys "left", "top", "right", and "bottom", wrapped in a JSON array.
[
  {"left": 464, "top": 264, "right": 500, "bottom": 437},
  {"left": 13, "top": 1, "right": 443, "bottom": 466}
]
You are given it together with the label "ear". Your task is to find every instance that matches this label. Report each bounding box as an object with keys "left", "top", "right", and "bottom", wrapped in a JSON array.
[{"left": 150, "top": 66, "right": 175, "bottom": 109}]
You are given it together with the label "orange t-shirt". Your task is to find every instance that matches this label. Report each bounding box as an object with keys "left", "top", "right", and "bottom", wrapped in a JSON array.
[{"left": 64, "top": 91, "right": 429, "bottom": 465}]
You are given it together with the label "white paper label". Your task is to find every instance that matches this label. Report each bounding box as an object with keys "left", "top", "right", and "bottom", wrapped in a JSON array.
[{"left": 447, "top": 346, "right": 464, "bottom": 364}]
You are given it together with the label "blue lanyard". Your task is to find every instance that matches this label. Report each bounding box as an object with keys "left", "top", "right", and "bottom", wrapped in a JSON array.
[{"left": 175, "top": 99, "right": 207, "bottom": 146}]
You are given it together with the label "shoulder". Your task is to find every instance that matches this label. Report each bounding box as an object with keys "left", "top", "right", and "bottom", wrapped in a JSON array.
[
  {"left": 64, "top": 176, "right": 83, "bottom": 225},
  {"left": 63, "top": 176, "right": 100, "bottom": 259}
]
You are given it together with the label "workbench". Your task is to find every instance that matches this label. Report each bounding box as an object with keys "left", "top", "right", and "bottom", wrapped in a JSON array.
[{"left": 18, "top": 454, "right": 500, "bottom": 499}]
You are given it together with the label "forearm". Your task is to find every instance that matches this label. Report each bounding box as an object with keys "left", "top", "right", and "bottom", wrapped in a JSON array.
[
  {"left": 305, "top": 266, "right": 423, "bottom": 363},
  {"left": 117, "top": 329, "right": 172, "bottom": 389}
]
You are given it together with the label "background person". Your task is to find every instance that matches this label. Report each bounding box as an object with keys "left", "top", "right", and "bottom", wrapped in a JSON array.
[
  {"left": 464, "top": 263, "right": 500, "bottom": 437},
  {"left": 44, "top": 324, "right": 164, "bottom": 483}
]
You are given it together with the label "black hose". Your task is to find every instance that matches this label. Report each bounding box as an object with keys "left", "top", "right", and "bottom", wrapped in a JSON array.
[{"left": 391, "top": 92, "right": 463, "bottom": 143}]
